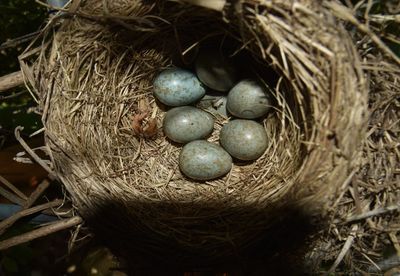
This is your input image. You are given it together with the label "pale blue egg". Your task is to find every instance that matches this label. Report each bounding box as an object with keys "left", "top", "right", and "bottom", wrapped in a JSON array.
[
  {"left": 179, "top": 140, "right": 232, "bottom": 180},
  {"left": 46, "top": 0, "right": 68, "bottom": 8},
  {"left": 220, "top": 119, "right": 268, "bottom": 161},
  {"left": 153, "top": 68, "right": 206, "bottom": 106},
  {"left": 227, "top": 79, "right": 271, "bottom": 119},
  {"left": 163, "top": 106, "right": 214, "bottom": 143}
]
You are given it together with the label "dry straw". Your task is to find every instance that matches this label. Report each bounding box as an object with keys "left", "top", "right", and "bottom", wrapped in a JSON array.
[
  {"left": 20, "top": 0, "right": 369, "bottom": 264},
  {"left": 305, "top": 2, "right": 400, "bottom": 273}
]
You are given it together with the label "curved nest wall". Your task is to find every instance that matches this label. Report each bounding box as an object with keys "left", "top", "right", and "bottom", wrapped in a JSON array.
[{"left": 21, "top": 0, "right": 368, "bottom": 263}]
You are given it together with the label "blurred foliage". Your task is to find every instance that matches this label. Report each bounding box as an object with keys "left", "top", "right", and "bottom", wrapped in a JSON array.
[
  {"left": 0, "top": 99, "right": 41, "bottom": 135},
  {"left": 0, "top": 0, "right": 46, "bottom": 147},
  {"left": 0, "top": 0, "right": 46, "bottom": 76}
]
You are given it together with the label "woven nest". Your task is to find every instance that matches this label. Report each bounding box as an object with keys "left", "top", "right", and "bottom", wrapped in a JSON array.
[{"left": 21, "top": 0, "right": 368, "bottom": 264}]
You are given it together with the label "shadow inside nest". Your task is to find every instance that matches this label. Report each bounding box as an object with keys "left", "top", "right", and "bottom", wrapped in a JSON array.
[{"left": 82, "top": 199, "right": 318, "bottom": 276}]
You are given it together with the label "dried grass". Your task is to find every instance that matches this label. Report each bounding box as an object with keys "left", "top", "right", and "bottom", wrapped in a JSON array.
[
  {"left": 19, "top": 0, "right": 370, "bottom": 265},
  {"left": 305, "top": 2, "right": 400, "bottom": 274}
]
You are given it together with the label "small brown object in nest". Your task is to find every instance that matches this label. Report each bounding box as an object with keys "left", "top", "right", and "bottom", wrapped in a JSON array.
[
  {"left": 131, "top": 99, "right": 157, "bottom": 138},
  {"left": 20, "top": 0, "right": 370, "bottom": 267},
  {"left": 131, "top": 113, "right": 158, "bottom": 139}
]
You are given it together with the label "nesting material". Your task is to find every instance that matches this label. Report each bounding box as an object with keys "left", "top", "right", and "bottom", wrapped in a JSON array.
[
  {"left": 304, "top": 2, "right": 400, "bottom": 273},
  {"left": 20, "top": 0, "right": 368, "bottom": 263}
]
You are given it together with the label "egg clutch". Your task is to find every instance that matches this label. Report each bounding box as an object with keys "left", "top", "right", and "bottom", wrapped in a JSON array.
[{"left": 152, "top": 49, "right": 272, "bottom": 181}]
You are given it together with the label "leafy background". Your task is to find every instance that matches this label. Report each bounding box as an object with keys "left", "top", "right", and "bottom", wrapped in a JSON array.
[{"left": 0, "top": 0, "right": 45, "bottom": 149}]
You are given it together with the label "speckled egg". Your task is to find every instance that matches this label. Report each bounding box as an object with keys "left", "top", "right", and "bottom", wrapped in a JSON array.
[
  {"left": 227, "top": 79, "right": 271, "bottom": 119},
  {"left": 195, "top": 50, "right": 237, "bottom": 92},
  {"left": 153, "top": 68, "right": 206, "bottom": 106},
  {"left": 219, "top": 119, "right": 268, "bottom": 161},
  {"left": 163, "top": 106, "right": 214, "bottom": 143},
  {"left": 179, "top": 140, "right": 232, "bottom": 180}
]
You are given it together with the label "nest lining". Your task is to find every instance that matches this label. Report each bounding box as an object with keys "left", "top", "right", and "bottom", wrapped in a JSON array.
[{"left": 21, "top": 0, "right": 368, "bottom": 262}]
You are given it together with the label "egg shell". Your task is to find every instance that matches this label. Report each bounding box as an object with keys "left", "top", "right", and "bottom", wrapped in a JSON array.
[
  {"left": 163, "top": 106, "right": 214, "bottom": 143},
  {"left": 227, "top": 79, "right": 271, "bottom": 119},
  {"left": 179, "top": 140, "right": 232, "bottom": 180},
  {"left": 153, "top": 68, "right": 206, "bottom": 106},
  {"left": 219, "top": 119, "right": 268, "bottom": 161},
  {"left": 195, "top": 50, "right": 237, "bottom": 92},
  {"left": 47, "top": 0, "right": 68, "bottom": 8}
]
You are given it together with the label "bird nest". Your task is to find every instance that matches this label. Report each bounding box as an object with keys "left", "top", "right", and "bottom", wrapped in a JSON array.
[{"left": 20, "top": 0, "right": 368, "bottom": 265}]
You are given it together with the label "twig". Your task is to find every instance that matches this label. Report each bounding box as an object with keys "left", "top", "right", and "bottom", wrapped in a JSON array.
[
  {"left": 369, "top": 14, "right": 400, "bottom": 23},
  {"left": 369, "top": 253, "right": 400, "bottom": 273},
  {"left": 361, "top": 252, "right": 381, "bottom": 272},
  {"left": 332, "top": 169, "right": 357, "bottom": 210},
  {"left": 0, "top": 90, "right": 27, "bottom": 100},
  {"left": 328, "top": 224, "right": 358, "bottom": 273},
  {"left": 0, "top": 179, "right": 51, "bottom": 235},
  {"left": 326, "top": 2, "right": 400, "bottom": 66},
  {"left": 0, "top": 71, "right": 24, "bottom": 93},
  {"left": 0, "top": 175, "right": 28, "bottom": 201},
  {"left": 15, "top": 127, "right": 55, "bottom": 179},
  {"left": 344, "top": 204, "right": 400, "bottom": 223},
  {"left": 0, "top": 216, "right": 83, "bottom": 251},
  {"left": 0, "top": 186, "right": 25, "bottom": 206},
  {"left": 42, "top": 204, "right": 73, "bottom": 218},
  {"left": 0, "top": 31, "right": 40, "bottom": 50},
  {"left": 22, "top": 179, "right": 50, "bottom": 209},
  {"left": 68, "top": 224, "right": 81, "bottom": 253},
  {"left": 0, "top": 200, "right": 62, "bottom": 231}
]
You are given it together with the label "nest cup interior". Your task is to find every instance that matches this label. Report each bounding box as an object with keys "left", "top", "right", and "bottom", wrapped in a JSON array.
[{"left": 24, "top": 0, "right": 367, "bottom": 264}]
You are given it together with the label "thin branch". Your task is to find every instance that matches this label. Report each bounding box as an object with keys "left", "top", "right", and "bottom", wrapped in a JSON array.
[
  {"left": 344, "top": 204, "right": 400, "bottom": 223},
  {"left": 328, "top": 224, "right": 358, "bottom": 273},
  {"left": 326, "top": 2, "right": 400, "bottom": 66},
  {"left": 22, "top": 179, "right": 50, "bottom": 209},
  {"left": 0, "top": 179, "right": 51, "bottom": 235},
  {"left": 0, "top": 90, "right": 27, "bottom": 100},
  {"left": 361, "top": 252, "right": 381, "bottom": 272},
  {"left": 369, "top": 14, "right": 400, "bottom": 23},
  {"left": 0, "top": 186, "right": 25, "bottom": 206},
  {"left": 0, "top": 216, "right": 83, "bottom": 251},
  {"left": 0, "top": 71, "right": 24, "bottom": 93},
  {"left": 68, "top": 224, "right": 81, "bottom": 253},
  {"left": 0, "top": 31, "right": 40, "bottom": 50},
  {"left": 0, "top": 175, "right": 28, "bottom": 201},
  {"left": 0, "top": 200, "right": 62, "bottom": 231},
  {"left": 369, "top": 253, "right": 400, "bottom": 273},
  {"left": 332, "top": 169, "right": 357, "bottom": 210},
  {"left": 15, "top": 127, "right": 55, "bottom": 179},
  {"left": 42, "top": 205, "right": 74, "bottom": 218}
]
